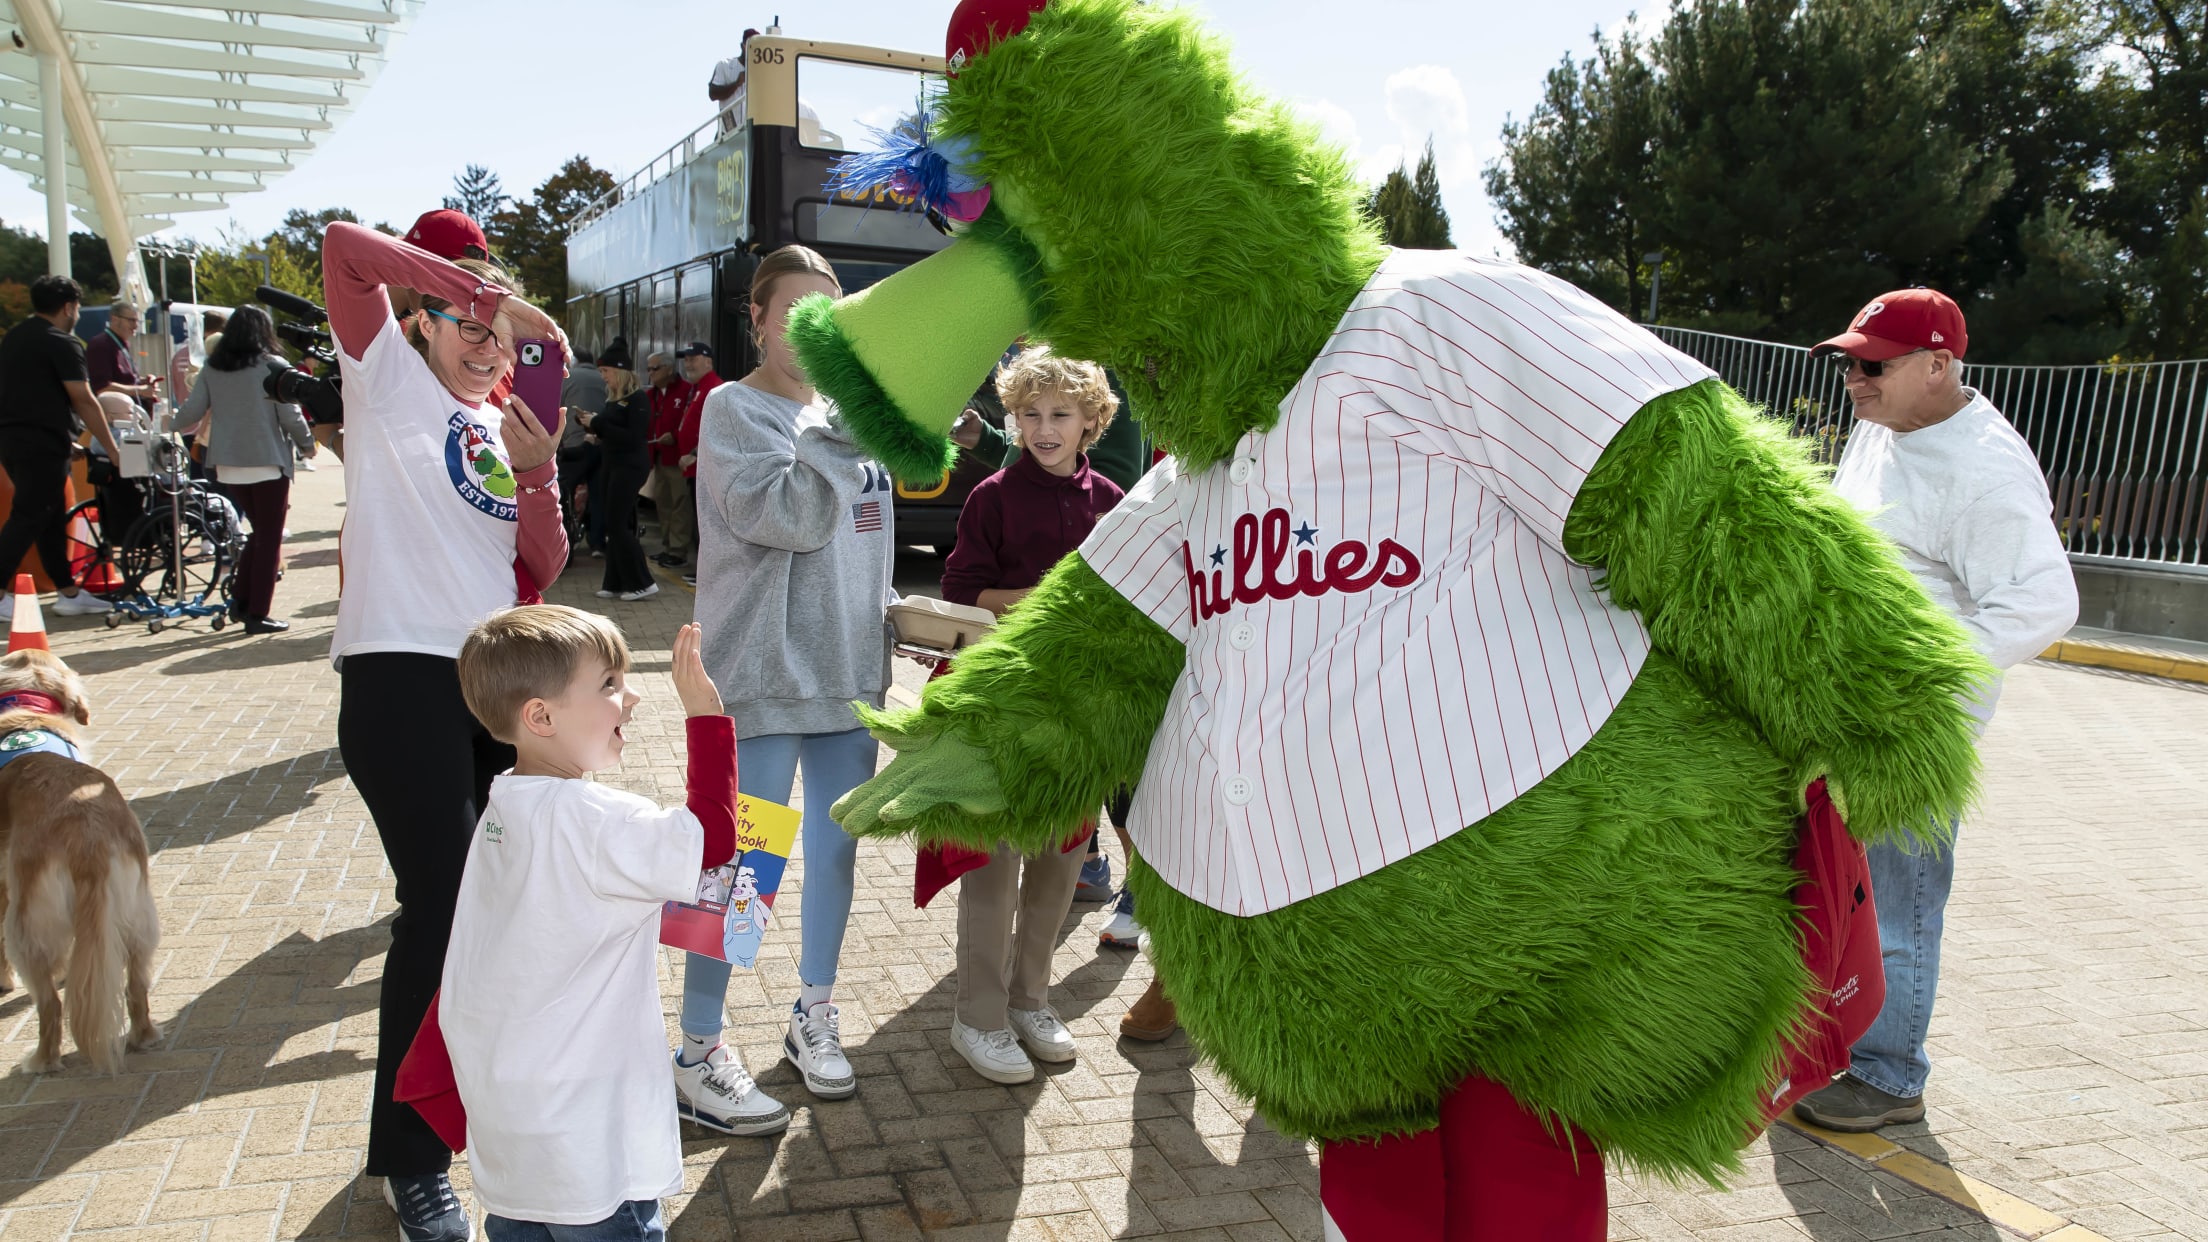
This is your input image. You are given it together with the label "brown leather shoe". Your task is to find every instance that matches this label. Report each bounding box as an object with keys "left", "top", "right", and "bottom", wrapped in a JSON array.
[{"left": 1119, "top": 977, "right": 1178, "bottom": 1041}]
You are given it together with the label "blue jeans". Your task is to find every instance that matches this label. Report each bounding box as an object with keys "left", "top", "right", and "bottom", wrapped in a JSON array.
[
  {"left": 1849, "top": 816, "right": 1960, "bottom": 1098},
  {"left": 680, "top": 727, "right": 879, "bottom": 1036},
  {"left": 485, "top": 1199, "right": 664, "bottom": 1241}
]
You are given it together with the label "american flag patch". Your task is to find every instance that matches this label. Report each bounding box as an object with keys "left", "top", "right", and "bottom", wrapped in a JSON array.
[{"left": 852, "top": 500, "right": 883, "bottom": 532}]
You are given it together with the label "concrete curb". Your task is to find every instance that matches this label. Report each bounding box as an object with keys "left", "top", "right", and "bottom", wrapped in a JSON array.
[{"left": 2039, "top": 636, "right": 2208, "bottom": 685}]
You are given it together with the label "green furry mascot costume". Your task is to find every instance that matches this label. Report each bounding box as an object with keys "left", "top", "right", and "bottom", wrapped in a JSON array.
[{"left": 790, "top": 1, "right": 1987, "bottom": 1235}]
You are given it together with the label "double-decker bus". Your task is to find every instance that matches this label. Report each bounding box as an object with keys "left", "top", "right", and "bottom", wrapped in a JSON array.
[{"left": 564, "top": 28, "right": 989, "bottom": 549}]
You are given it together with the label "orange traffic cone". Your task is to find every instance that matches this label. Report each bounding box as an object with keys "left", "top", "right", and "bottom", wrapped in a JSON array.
[
  {"left": 8, "top": 572, "right": 49, "bottom": 652},
  {"left": 67, "top": 505, "right": 121, "bottom": 594}
]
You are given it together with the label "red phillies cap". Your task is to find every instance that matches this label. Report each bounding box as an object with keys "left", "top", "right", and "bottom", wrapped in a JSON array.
[
  {"left": 403, "top": 209, "right": 490, "bottom": 262},
  {"left": 1812, "top": 288, "right": 1968, "bottom": 361},
  {"left": 946, "top": 0, "right": 1048, "bottom": 73}
]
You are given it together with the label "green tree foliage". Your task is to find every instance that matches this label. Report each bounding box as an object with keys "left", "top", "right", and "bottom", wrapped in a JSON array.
[
  {"left": 1486, "top": 0, "right": 2195, "bottom": 362},
  {"left": 443, "top": 163, "right": 509, "bottom": 222},
  {"left": 486, "top": 156, "right": 619, "bottom": 326},
  {"left": 1368, "top": 139, "right": 1454, "bottom": 249}
]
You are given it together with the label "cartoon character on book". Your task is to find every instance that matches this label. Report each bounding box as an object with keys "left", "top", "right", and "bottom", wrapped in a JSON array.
[{"left": 799, "top": 1, "right": 1988, "bottom": 1234}]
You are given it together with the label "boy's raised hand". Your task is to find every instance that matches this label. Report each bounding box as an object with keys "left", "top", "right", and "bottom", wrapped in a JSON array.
[{"left": 672, "top": 623, "right": 725, "bottom": 718}]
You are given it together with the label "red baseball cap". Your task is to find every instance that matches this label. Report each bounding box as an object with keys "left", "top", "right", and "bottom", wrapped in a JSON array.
[
  {"left": 946, "top": 0, "right": 1048, "bottom": 72},
  {"left": 1811, "top": 288, "right": 1968, "bottom": 361},
  {"left": 403, "top": 209, "right": 490, "bottom": 262}
]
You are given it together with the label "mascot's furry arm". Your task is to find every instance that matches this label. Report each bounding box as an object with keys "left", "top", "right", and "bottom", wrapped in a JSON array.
[
  {"left": 1563, "top": 380, "right": 1989, "bottom": 840},
  {"left": 835, "top": 377, "right": 1986, "bottom": 856}
]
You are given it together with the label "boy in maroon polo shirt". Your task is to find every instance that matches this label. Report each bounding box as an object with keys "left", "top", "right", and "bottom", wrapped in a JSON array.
[{"left": 937, "top": 348, "right": 1123, "bottom": 1084}]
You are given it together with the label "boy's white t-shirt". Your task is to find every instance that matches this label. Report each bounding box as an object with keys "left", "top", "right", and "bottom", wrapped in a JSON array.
[
  {"left": 331, "top": 312, "right": 523, "bottom": 666},
  {"left": 441, "top": 775, "right": 702, "bottom": 1225}
]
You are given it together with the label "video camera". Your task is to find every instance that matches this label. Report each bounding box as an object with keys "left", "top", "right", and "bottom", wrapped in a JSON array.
[{"left": 255, "top": 284, "right": 343, "bottom": 425}]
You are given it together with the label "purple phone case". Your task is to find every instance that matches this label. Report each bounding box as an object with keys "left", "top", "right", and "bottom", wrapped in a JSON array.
[{"left": 511, "top": 338, "right": 563, "bottom": 434}]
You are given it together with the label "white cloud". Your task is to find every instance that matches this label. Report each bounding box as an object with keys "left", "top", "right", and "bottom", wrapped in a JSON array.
[
  {"left": 1290, "top": 98, "right": 1363, "bottom": 162},
  {"left": 1383, "top": 65, "right": 1470, "bottom": 145},
  {"left": 1373, "top": 63, "right": 1502, "bottom": 254}
]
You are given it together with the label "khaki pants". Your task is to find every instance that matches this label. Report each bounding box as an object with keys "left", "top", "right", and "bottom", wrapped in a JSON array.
[
  {"left": 956, "top": 837, "right": 1089, "bottom": 1030},
  {"left": 312, "top": 422, "right": 344, "bottom": 461},
  {"left": 652, "top": 465, "right": 693, "bottom": 559}
]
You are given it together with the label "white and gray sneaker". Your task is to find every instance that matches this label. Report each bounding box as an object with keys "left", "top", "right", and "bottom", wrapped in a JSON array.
[
  {"left": 382, "top": 1172, "right": 472, "bottom": 1242},
  {"left": 1098, "top": 889, "right": 1142, "bottom": 950},
  {"left": 51, "top": 591, "right": 114, "bottom": 617},
  {"left": 951, "top": 1018, "right": 1036, "bottom": 1084},
  {"left": 672, "top": 1044, "right": 790, "bottom": 1136},
  {"left": 784, "top": 1002, "right": 857, "bottom": 1099},
  {"left": 1008, "top": 1005, "right": 1077, "bottom": 1063}
]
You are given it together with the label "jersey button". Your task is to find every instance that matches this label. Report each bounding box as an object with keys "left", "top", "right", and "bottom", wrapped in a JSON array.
[
  {"left": 1223, "top": 775, "right": 1255, "bottom": 806},
  {"left": 1228, "top": 622, "right": 1257, "bottom": 650},
  {"left": 1228, "top": 458, "right": 1254, "bottom": 485}
]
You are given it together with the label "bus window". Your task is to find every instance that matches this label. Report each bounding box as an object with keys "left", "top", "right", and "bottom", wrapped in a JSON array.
[
  {"left": 796, "top": 56, "right": 934, "bottom": 152},
  {"left": 800, "top": 202, "right": 953, "bottom": 253}
]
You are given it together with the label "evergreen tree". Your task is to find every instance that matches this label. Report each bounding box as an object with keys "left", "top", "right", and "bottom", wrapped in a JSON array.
[
  {"left": 443, "top": 164, "right": 509, "bottom": 222},
  {"left": 1369, "top": 139, "right": 1453, "bottom": 249}
]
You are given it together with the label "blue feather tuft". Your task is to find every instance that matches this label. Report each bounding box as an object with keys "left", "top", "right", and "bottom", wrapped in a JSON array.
[{"left": 826, "top": 96, "right": 987, "bottom": 219}]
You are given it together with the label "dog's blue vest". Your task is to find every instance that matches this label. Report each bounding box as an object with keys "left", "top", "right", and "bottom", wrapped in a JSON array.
[{"left": 0, "top": 727, "right": 81, "bottom": 770}]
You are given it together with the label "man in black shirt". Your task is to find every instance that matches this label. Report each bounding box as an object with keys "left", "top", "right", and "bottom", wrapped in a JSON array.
[{"left": 0, "top": 275, "right": 124, "bottom": 619}]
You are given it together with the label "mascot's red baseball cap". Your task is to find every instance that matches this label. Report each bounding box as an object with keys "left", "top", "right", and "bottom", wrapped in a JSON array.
[
  {"left": 1811, "top": 288, "right": 1969, "bottom": 361},
  {"left": 403, "top": 209, "right": 490, "bottom": 262},
  {"left": 946, "top": 0, "right": 1049, "bottom": 72}
]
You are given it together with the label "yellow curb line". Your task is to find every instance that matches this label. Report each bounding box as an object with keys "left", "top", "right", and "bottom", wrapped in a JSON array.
[
  {"left": 650, "top": 561, "right": 697, "bottom": 596},
  {"left": 2039, "top": 637, "right": 2208, "bottom": 685},
  {"left": 1777, "top": 1117, "right": 2107, "bottom": 1240}
]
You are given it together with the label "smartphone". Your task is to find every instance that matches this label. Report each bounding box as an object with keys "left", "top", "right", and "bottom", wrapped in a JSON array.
[{"left": 510, "top": 338, "right": 564, "bottom": 435}]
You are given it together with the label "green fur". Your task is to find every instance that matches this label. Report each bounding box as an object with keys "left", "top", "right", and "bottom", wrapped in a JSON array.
[
  {"left": 785, "top": 293, "right": 955, "bottom": 482},
  {"left": 1562, "top": 380, "right": 1990, "bottom": 843},
  {"left": 937, "top": 0, "right": 1388, "bottom": 470}
]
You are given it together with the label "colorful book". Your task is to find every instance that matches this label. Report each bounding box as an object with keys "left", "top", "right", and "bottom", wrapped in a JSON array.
[{"left": 658, "top": 795, "right": 799, "bottom": 968}]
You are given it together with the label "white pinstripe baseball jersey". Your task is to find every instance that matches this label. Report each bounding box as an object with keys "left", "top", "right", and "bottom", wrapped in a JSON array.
[{"left": 1079, "top": 249, "right": 1717, "bottom": 915}]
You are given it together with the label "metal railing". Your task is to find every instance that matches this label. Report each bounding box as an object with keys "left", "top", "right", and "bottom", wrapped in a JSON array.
[
  {"left": 572, "top": 114, "right": 727, "bottom": 232},
  {"left": 1648, "top": 326, "right": 2208, "bottom": 574}
]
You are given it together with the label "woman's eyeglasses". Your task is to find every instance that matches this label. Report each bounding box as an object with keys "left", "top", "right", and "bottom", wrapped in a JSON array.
[
  {"left": 421, "top": 307, "right": 502, "bottom": 348},
  {"left": 1831, "top": 349, "right": 1926, "bottom": 378}
]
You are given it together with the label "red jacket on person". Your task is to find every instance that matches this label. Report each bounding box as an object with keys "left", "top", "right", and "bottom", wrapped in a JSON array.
[
  {"left": 650, "top": 380, "right": 688, "bottom": 468},
  {"left": 675, "top": 371, "right": 723, "bottom": 479}
]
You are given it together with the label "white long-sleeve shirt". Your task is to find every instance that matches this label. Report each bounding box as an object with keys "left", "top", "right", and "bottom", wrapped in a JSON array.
[{"left": 1832, "top": 388, "right": 2078, "bottom": 723}]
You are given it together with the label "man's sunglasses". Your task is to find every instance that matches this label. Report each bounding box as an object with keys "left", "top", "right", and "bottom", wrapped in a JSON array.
[
  {"left": 1831, "top": 348, "right": 1926, "bottom": 378},
  {"left": 420, "top": 307, "right": 503, "bottom": 348}
]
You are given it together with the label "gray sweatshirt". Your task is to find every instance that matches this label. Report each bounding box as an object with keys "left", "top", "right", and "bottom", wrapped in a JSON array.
[
  {"left": 167, "top": 354, "right": 313, "bottom": 475},
  {"left": 693, "top": 381, "right": 897, "bottom": 738}
]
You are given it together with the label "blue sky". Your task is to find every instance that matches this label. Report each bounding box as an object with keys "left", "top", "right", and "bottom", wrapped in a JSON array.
[{"left": 0, "top": 0, "right": 1636, "bottom": 260}]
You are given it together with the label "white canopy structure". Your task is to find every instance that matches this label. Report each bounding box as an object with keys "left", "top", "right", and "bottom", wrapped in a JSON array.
[{"left": 0, "top": 0, "right": 421, "bottom": 301}]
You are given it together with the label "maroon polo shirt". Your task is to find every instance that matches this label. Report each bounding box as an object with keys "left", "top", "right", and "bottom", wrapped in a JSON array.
[{"left": 941, "top": 450, "right": 1125, "bottom": 606}]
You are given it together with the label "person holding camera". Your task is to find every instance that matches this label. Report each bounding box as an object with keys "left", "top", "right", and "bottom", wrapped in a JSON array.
[
  {"left": 321, "top": 219, "right": 569, "bottom": 1242},
  {"left": 167, "top": 305, "right": 315, "bottom": 634}
]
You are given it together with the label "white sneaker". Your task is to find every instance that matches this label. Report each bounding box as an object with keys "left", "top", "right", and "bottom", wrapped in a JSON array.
[
  {"left": 595, "top": 588, "right": 616, "bottom": 598},
  {"left": 1007, "top": 1005, "right": 1077, "bottom": 1063},
  {"left": 951, "top": 1019, "right": 1036, "bottom": 1084},
  {"left": 1099, "top": 890, "right": 1143, "bottom": 950},
  {"left": 671, "top": 1045, "right": 789, "bottom": 1136},
  {"left": 0, "top": 595, "right": 12, "bottom": 622},
  {"left": 784, "top": 1002, "right": 856, "bottom": 1099},
  {"left": 619, "top": 583, "right": 660, "bottom": 601},
  {"left": 51, "top": 592, "right": 113, "bottom": 617}
]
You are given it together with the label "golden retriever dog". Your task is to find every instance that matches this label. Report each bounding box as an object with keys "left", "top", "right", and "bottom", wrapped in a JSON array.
[{"left": 0, "top": 648, "right": 160, "bottom": 1073}]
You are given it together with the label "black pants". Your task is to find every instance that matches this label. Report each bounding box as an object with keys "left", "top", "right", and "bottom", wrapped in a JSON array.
[
  {"left": 339, "top": 652, "right": 515, "bottom": 1178},
  {"left": 0, "top": 436, "right": 75, "bottom": 591},
  {"left": 228, "top": 476, "right": 290, "bottom": 620},
  {"left": 599, "top": 461, "right": 652, "bottom": 594}
]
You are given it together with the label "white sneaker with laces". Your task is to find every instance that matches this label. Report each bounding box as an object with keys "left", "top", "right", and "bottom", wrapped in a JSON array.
[
  {"left": 1007, "top": 1005, "right": 1077, "bottom": 1063},
  {"left": 52, "top": 592, "right": 114, "bottom": 617},
  {"left": 620, "top": 583, "right": 660, "bottom": 601},
  {"left": 1099, "top": 889, "right": 1142, "bottom": 950},
  {"left": 951, "top": 1018, "right": 1035, "bottom": 1084},
  {"left": 784, "top": 1002, "right": 857, "bottom": 1099},
  {"left": 671, "top": 1045, "right": 789, "bottom": 1136}
]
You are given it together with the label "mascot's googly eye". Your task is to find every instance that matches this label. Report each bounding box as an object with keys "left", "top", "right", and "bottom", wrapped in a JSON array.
[{"left": 520, "top": 343, "right": 543, "bottom": 366}]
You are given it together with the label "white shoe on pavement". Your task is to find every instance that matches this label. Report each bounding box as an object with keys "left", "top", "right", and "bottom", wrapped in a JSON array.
[
  {"left": 784, "top": 1002, "right": 857, "bottom": 1099},
  {"left": 0, "top": 595, "right": 12, "bottom": 622},
  {"left": 620, "top": 583, "right": 660, "bottom": 601},
  {"left": 595, "top": 588, "right": 616, "bottom": 598},
  {"left": 52, "top": 592, "right": 114, "bottom": 616},
  {"left": 1099, "top": 889, "right": 1142, "bottom": 950},
  {"left": 671, "top": 1045, "right": 789, "bottom": 1136},
  {"left": 952, "top": 1019, "right": 1036, "bottom": 1084},
  {"left": 1007, "top": 1005, "right": 1077, "bottom": 1063}
]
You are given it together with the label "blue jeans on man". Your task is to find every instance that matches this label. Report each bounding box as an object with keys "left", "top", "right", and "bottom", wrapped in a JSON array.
[
  {"left": 1850, "top": 817, "right": 1960, "bottom": 1098},
  {"left": 485, "top": 1199, "right": 664, "bottom": 1241}
]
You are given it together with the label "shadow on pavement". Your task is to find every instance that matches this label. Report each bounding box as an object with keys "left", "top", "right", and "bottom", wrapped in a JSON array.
[
  {"left": 158, "top": 631, "right": 332, "bottom": 674},
  {"left": 132, "top": 745, "right": 348, "bottom": 851},
  {"left": 1777, "top": 1122, "right": 2001, "bottom": 1240}
]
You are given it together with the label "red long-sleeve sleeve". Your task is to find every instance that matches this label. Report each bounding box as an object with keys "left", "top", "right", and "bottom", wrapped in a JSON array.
[
  {"left": 512, "top": 460, "right": 567, "bottom": 598},
  {"left": 324, "top": 221, "right": 506, "bottom": 362},
  {"left": 685, "top": 715, "right": 739, "bottom": 869}
]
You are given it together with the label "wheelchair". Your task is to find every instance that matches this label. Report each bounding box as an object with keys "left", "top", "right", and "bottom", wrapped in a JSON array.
[{"left": 69, "top": 436, "right": 244, "bottom": 633}]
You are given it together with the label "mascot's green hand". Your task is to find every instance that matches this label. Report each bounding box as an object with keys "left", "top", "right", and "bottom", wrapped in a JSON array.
[{"left": 831, "top": 709, "right": 1007, "bottom": 842}]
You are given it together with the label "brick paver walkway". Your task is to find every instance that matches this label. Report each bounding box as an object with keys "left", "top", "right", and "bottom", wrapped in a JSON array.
[{"left": 2, "top": 468, "right": 2202, "bottom": 1240}]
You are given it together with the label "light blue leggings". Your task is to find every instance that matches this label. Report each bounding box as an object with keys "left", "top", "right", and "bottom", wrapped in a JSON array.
[{"left": 679, "top": 727, "right": 879, "bottom": 1037}]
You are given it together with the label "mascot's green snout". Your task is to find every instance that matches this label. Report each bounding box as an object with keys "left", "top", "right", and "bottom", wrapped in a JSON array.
[{"left": 791, "top": 0, "right": 1989, "bottom": 1233}]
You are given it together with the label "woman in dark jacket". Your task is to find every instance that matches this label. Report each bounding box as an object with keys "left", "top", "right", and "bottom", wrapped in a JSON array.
[{"left": 587, "top": 346, "right": 656, "bottom": 600}]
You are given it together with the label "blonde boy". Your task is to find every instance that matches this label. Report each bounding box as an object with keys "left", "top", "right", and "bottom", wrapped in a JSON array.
[{"left": 440, "top": 609, "right": 773, "bottom": 1241}]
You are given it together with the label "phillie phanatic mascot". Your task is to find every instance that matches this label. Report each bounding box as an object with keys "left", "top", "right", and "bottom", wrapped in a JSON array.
[{"left": 795, "top": 1, "right": 1987, "bottom": 1234}]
